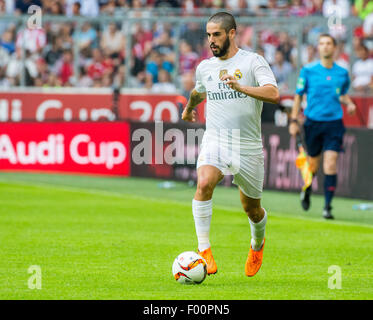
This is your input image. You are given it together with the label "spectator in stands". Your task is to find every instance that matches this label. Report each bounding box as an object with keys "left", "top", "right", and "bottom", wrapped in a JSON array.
[
  {"left": 0, "top": 29, "right": 15, "bottom": 55},
  {"left": 0, "top": 44, "right": 10, "bottom": 87},
  {"left": 306, "top": 0, "right": 323, "bottom": 16},
  {"left": 43, "top": 0, "right": 65, "bottom": 15},
  {"left": 323, "top": 0, "right": 350, "bottom": 19},
  {"left": 271, "top": 49, "right": 293, "bottom": 89},
  {"left": 0, "top": 0, "right": 14, "bottom": 15},
  {"left": 131, "top": 24, "right": 153, "bottom": 62},
  {"left": 146, "top": 49, "right": 173, "bottom": 83},
  {"left": 16, "top": 27, "right": 46, "bottom": 54},
  {"left": 45, "top": 72, "right": 62, "bottom": 87},
  {"left": 181, "top": 22, "right": 205, "bottom": 53},
  {"left": 34, "top": 57, "right": 49, "bottom": 86},
  {"left": 288, "top": 0, "right": 308, "bottom": 17},
  {"left": 353, "top": 0, "right": 373, "bottom": 20},
  {"left": 80, "top": 0, "right": 99, "bottom": 17},
  {"left": 59, "top": 24, "right": 74, "bottom": 50},
  {"left": 65, "top": 0, "right": 81, "bottom": 16},
  {"left": 101, "top": 72, "right": 113, "bottom": 87},
  {"left": 7, "top": 49, "right": 38, "bottom": 86},
  {"left": 334, "top": 41, "right": 349, "bottom": 70},
  {"left": 179, "top": 40, "right": 198, "bottom": 74},
  {"left": 44, "top": 37, "right": 63, "bottom": 67},
  {"left": 86, "top": 48, "right": 113, "bottom": 81},
  {"left": 277, "top": 31, "right": 293, "bottom": 63},
  {"left": 100, "top": 22, "right": 125, "bottom": 59},
  {"left": 0, "top": 0, "right": 10, "bottom": 36},
  {"left": 55, "top": 49, "right": 74, "bottom": 85},
  {"left": 15, "top": 0, "right": 42, "bottom": 14},
  {"left": 76, "top": 65, "right": 93, "bottom": 87},
  {"left": 352, "top": 45, "right": 373, "bottom": 93},
  {"left": 180, "top": 70, "right": 195, "bottom": 98},
  {"left": 154, "top": 0, "right": 180, "bottom": 8},
  {"left": 301, "top": 43, "right": 317, "bottom": 65},
  {"left": 153, "top": 30, "right": 174, "bottom": 57},
  {"left": 72, "top": 1, "right": 81, "bottom": 15},
  {"left": 226, "top": 0, "right": 248, "bottom": 14},
  {"left": 5, "top": 48, "right": 22, "bottom": 85},
  {"left": 100, "top": 0, "right": 118, "bottom": 15},
  {"left": 151, "top": 69, "right": 176, "bottom": 93},
  {"left": 73, "top": 21, "right": 98, "bottom": 54}
]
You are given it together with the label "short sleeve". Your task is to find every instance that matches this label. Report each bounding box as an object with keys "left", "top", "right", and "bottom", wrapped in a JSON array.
[
  {"left": 194, "top": 63, "right": 206, "bottom": 93},
  {"left": 252, "top": 54, "right": 278, "bottom": 87},
  {"left": 341, "top": 71, "right": 350, "bottom": 95},
  {"left": 295, "top": 67, "right": 307, "bottom": 96}
]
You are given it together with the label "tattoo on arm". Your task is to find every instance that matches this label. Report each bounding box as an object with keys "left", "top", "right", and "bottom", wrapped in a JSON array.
[{"left": 187, "top": 90, "right": 206, "bottom": 111}]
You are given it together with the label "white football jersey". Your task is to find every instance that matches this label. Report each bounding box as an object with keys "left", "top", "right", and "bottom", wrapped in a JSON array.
[{"left": 194, "top": 48, "right": 277, "bottom": 154}]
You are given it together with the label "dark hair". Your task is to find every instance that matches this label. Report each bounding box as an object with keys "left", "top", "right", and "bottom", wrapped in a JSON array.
[
  {"left": 319, "top": 33, "right": 337, "bottom": 46},
  {"left": 208, "top": 12, "right": 237, "bottom": 33}
]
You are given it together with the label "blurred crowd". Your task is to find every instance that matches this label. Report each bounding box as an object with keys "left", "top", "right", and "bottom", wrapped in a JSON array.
[{"left": 0, "top": 0, "right": 372, "bottom": 94}]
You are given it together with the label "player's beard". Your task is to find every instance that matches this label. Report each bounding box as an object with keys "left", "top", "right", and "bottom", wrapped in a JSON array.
[{"left": 210, "top": 36, "right": 230, "bottom": 57}]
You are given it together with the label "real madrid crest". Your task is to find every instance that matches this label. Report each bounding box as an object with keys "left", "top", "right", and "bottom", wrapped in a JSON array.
[{"left": 234, "top": 69, "right": 242, "bottom": 80}]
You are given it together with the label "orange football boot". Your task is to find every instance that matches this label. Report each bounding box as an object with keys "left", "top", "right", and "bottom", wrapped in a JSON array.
[
  {"left": 245, "top": 238, "right": 265, "bottom": 277},
  {"left": 198, "top": 247, "right": 217, "bottom": 275}
]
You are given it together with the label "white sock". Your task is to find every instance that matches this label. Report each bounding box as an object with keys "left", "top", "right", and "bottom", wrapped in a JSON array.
[
  {"left": 248, "top": 209, "right": 267, "bottom": 251},
  {"left": 192, "top": 199, "right": 212, "bottom": 252}
]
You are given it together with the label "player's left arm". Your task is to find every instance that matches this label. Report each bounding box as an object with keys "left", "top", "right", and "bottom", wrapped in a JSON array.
[
  {"left": 220, "top": 78, "right": 280, "bottom": 104},
  {"left": 339, "top": 94, "right": 356, "bottom": 115},
  {"left": 220, "top": 54, "right": 279, "bottom": 104}
]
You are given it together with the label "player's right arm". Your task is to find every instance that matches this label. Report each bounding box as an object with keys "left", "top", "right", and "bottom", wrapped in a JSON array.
[
  {"left": 182, "top": 63, "right": 207, "bottom": 122},
  {"left": 289, "top": 67, "right": 307, "bottom": 136},
  {"left": 182, "top": 90, "right": 206, "bottom": 122}
]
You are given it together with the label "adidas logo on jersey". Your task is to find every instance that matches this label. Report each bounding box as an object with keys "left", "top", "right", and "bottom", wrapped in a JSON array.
[{"left": 207, "top": 75, "right": 213, "bottom": 81}]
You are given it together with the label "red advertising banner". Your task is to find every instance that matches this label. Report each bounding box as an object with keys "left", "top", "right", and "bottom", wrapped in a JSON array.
[
  {"left": 0, "top": 89, "right": 195, "bottom": 123},
  {"left": 0, "top": 89, "right": 371, "bottom": 127},
  {"left": 0, "top": 122, "right": 130, "bottom": 176}
]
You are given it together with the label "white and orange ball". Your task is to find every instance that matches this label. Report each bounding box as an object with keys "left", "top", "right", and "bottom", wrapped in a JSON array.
[{"left": 172, "top": 251, "right": 207, "bottom": 284}]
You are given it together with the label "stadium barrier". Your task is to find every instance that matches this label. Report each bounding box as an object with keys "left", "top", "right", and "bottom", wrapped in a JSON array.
[
  {"left": 0, "top": 88, "right": 191, "bottom": 123},
  {"left": 1, "top": 120, "right": 372, "bottom": 199},
  {"left": 130, "top": 121, "right": 373, "bottom": 200},
  {"left": 0, "top": 89, "right": 372, "bottom": 127}
]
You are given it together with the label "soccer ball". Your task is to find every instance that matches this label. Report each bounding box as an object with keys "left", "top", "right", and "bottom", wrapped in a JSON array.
[{"left": 172, "top": 251, "right": 207, "bottom": 284}]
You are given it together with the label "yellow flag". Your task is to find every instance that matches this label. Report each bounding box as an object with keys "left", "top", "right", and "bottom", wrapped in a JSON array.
[{"left": 295, "top": 145, "right": 313, "bottom": 191}]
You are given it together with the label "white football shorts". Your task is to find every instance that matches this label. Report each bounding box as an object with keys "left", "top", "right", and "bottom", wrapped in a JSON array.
[{"left": 196, "top": 138, "right": 264, "bottom": 199}]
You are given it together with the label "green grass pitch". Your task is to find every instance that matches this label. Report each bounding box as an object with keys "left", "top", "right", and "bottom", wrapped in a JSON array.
[{"left": 0, "top": 172, "right": 372, "bottom": 300}]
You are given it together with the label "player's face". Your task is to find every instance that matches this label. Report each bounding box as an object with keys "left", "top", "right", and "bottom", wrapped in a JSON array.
[
  {"left": 318, "top": 37, "right": 336, "bottom": 59},
  {"left": 206, "top": 22, "right": 231, "bottom": 57}
]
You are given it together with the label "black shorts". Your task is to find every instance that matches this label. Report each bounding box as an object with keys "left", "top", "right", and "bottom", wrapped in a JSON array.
[{"left": 303, "top": 118, "right": 345, "bottom": 157}]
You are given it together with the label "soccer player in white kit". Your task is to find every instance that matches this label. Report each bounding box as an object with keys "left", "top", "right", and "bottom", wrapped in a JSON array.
[{"left": 182, "top": 12, "right": 279, "bottom": 277}]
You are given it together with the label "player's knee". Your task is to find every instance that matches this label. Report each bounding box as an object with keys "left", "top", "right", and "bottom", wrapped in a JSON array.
[
  {"left": 324, "top": 161, "right": 337, "bottom": 174},
  {"left": 196, "top": 178, "right": 215, "bottom": 199}
]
